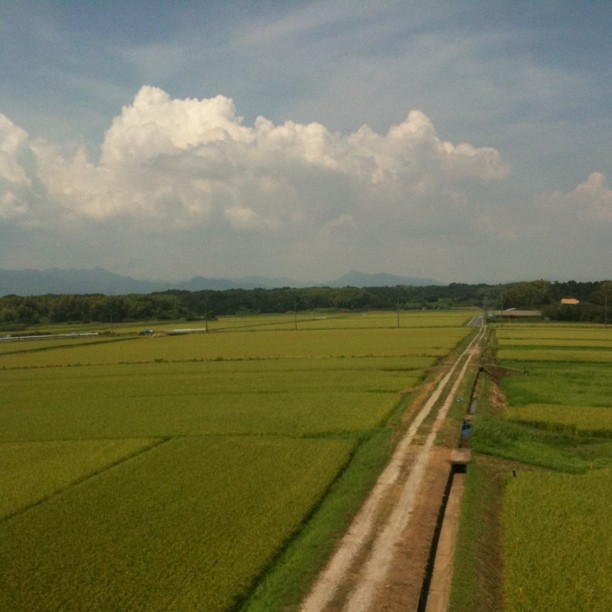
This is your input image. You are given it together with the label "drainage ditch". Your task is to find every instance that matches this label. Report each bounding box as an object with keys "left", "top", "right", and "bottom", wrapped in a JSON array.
[
  {"left": 417, "top": 460, "right": 467, "bottom": 611},
  {"left": 417, "top": 363, "right": 485, "bottom": 610}
]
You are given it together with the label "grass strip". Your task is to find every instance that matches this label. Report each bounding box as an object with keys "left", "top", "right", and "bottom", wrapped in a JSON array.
[{"left": 449, "top": 455, "right": 507, "bottom": 612}]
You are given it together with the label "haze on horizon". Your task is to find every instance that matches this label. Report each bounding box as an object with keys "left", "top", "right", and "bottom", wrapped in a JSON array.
[{"left": 0, "top": 1, "right": 610, "bottom": 284}]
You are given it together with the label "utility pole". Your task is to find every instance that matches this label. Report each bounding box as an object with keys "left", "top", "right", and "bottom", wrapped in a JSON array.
[{"left": 396, "top": 296, "right": 400, "bottom": 328}]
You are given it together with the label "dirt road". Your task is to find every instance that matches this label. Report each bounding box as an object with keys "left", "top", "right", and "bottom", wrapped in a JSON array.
[{"left": 300, "top": 327, "right": 484, "bottom": 612}]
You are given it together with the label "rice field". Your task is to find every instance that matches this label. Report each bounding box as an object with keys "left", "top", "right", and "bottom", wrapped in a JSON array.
[
  {"left": 0, "top": 309, "right": 472, "bottom": 610},
  {"left": 0, "top": 325, "right": 467, "bottom": 368},
  {"left": 508, "top": 404, "right": 612, "bottom": 436},
  {"left": 0, "top": 438, "right": 160, "bottom": 518},
  {"left": 491, "top": 323, "right": 612, "bottom": 610},
  {"left": 495, "top": 324, "right": 612, "bottom": 344},
  {"left": 0, "top": 437, "right": 354, "bottom": 611},
  {"left": 504, "top": 468, "right": 612, "bottom": 611},
  {"left": 496, "top": 324, "right": 612, "bottom": 363},
  {"left": 0, "top": 334, "right": 119, "bottom": 355},
  {"left": 500, "top": 361, "right": 612, "bottom": 408}
]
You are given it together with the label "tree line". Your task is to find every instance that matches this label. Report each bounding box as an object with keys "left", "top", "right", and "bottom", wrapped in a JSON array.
[{"left": 1, "top": 279, "right": 611, "bottom": 328}]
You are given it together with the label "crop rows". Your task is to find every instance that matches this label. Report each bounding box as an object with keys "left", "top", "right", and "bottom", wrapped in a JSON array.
[
  {"left": 0, "top": 326, "right": 468, "bottom": 369},
  {"left": 0, "top": 335, "right": 119, "bottom": 355},
  {"left": 508, "top": 404, "right": 612, "bottom": 436},
  {"left": 1, "top": 310, "right": 472, "bottom": 610},
  {"left": 495, "top": 325, "right": 612, "bottom": 343},
  {"left": 0, "top": 358, "right": 428, "bottom": 441},
  {"left": 496, "top": 324, "right": 612, "bottom": 364},
  {"left": 504, "top": 468, "right": 612, "bottom": 611},
  {"left": 493, "top": 323, "right": 612, "bottom": 610},
  {"left": 0, "top": 436, "right": 354, "bottom": 611},
  {"left": 0, "top": 438, "right": 160, "bottom": 518}
]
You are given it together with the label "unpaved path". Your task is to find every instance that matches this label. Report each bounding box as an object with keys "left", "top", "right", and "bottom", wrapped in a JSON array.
[{"left": 300, "top": 328, "right": 484, "bottom": 612}]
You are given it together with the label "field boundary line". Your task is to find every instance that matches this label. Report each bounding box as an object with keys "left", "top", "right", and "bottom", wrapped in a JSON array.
[{"left": 0, "top": 437, "right": 170, "bottom": 524}]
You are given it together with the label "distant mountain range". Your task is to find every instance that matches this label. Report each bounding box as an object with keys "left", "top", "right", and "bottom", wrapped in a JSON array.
[{"left": 0, "top": 267, "right": 442, "bottom": 296}]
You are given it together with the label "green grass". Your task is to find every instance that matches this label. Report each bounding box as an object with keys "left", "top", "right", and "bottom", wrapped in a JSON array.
[
  {"left": 471, "top": 413, "right": 612, "bottom": 472},
  {"left": 449, "top": 455, "right": 506, "bottom": 612}
]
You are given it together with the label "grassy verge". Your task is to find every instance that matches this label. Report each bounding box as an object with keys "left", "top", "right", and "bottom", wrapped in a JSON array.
[
  {"left": 448, "top": 370, "right": 508, "bottom": 612},
  {"left": 449, "top": 455, "right": 508, "bottom": 612}
]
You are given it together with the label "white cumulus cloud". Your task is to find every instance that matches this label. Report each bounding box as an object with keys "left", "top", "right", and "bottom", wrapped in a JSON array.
[
  {"left": 9, "top": 86, "right": 609, "bottom": 281},
  {"left": 0, "top": 114, "right": 31, "bottom": 186},
  {"left": 549, "top": 172, "right": 612, "bottom": 223},
  {"left": 1, "top": 86, "right": 511, "bottom": 236}
]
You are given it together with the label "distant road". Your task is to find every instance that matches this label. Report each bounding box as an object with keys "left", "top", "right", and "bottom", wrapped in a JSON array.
[{"left": 0, "top": 332, "right": 100, "bottom": 343}]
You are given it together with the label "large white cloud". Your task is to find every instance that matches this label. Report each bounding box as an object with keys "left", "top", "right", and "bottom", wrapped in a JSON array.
[
  {"left": 0, "top": 86, "right": 509, "bottom": 232},
  {"left": 0, "top": 114, "right": 30, "bottom": 185},
  {"left": 1, "top": 86, "right": 609, "bottom": 281},
  {"left": 544, "top": 172, "right": 612, "bottom": 223}
]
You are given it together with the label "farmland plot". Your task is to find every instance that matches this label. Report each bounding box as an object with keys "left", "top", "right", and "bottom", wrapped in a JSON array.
[
  {"left": 496, "top": 324, "right": 612, "bottom": 363},
  {"left": 491, "top": 324, "right": 612, "bottom": 610},
  {"left": 0, "top": 310, "right": 472, "bottom": 610},
  {"left": 0, "top": 334, "right": 120, "bottom": 355},
  {"left": 0, "top": 358, "right": 427, "bottom": 440},
  {"left": 0, "top": 438, "right": 160, "bottom": 518},
  {"left": 504, "top": 468, "right": 612, "bottom": 611},
  {"left": 0, "top": 325, "right": 468, "bottom": 368},
  {"left": 153, "top": 310, "right": 469, "bottom": 333},
  {"left": 509, "top": 404, "right": 612, "bottom": 437},
  {"left": 500, "top": 361, "right": 612, "bottom": 408},
  {"left": 0, "top": 437, "right": 354, "bottom": 611}
]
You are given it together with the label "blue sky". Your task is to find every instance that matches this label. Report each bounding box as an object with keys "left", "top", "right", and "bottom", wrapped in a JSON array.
[{"left": 1, "top": 1, "right": 610, "bottom": 283}]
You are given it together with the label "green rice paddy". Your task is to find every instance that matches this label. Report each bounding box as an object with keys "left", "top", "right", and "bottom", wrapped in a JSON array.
[
  {"left": 0, "top": 309, "right": 472, "bottom": 610},
  {"left": 466, "top": 322, "right": 612, "bottom": 611}
]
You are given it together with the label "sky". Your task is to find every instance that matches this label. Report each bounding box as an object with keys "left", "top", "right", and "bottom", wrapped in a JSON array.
[{"left": 0, "top": 0, "right": 610, "bottom": 284}]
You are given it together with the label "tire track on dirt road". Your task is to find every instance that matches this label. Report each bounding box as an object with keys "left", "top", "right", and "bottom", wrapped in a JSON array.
[{"left": 300, "top": 326, "right": 485, "bottom": 612}]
